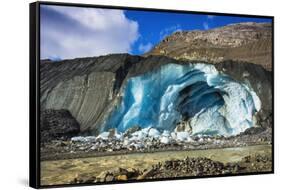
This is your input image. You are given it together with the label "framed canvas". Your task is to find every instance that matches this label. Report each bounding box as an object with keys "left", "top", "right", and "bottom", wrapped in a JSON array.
[{"left": 29, "top": 1, "right": 274, "bottom": 188}]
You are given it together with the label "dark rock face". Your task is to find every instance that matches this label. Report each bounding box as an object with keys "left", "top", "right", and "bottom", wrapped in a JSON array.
[
  {"left": 40, "top": 54, "right": 141, "bottom": 134},
  {"left": 40, "top": 54, "right": 272, "bottom": 135},
  {"left": 40, "top": 109, "right": 80, "bottom": 142}
]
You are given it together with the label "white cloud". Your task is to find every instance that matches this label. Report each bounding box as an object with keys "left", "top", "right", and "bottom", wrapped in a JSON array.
[
  {"left": 203, "top": 22, "right": 209, "bottom": 30},
  {"left": 159, "top": 24, "right": 182, "bottom": 40},
  {"left": 41, "top": 5, "right": 139, "bottom": 59},
  {"left": 138, "top": 42, "right": 153, "bottom": 53}
]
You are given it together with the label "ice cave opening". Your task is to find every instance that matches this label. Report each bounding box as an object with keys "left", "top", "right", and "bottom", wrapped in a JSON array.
[{"left": 102, "top": 63, "right": 261, "bottom": 137}]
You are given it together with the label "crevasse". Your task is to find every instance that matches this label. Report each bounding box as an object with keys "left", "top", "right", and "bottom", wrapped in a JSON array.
[{"left": 102, "top": 63, "right": 261, "bottom": 137}]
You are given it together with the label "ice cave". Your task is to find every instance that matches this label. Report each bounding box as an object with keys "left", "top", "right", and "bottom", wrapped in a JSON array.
[{"left": 102, "top": 63, "right": 261, "bottom": 137}]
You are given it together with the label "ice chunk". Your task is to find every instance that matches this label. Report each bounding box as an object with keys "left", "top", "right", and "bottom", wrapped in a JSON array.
[
  {"left": 171, "top": 132, "right": 177, "bottom": 139},
  {"left": 97, "top": 132, "right": 110, "bottom": 140},
  {"left": 148, "top": 128, "right": 160, "bottom": 137},
  {"left": 90, "top": 145, "right": 97, "bottom": 150},
  {"left": 160, "top": 136, "right": 170, "bottom": 144},
  {"left": 71, "top": 136, "right": 96, "bottom": 142},
  {"left": 123, "top": 138, "right": 129, "bottom": 146},
  {"left": 84, "top": 136, "right": 96, "bottom": 142},
  {"left": 162, "top": 130, "right": 170, "bottom": 137},
  {"left": 71, "top": 136, "right": 87, "bottom": 142},
  {"left": 114, "top": 132, "right": 123, "bottom": 140},
  {"left": 176, "top": 132, "right": 191, "bottom": 142}
]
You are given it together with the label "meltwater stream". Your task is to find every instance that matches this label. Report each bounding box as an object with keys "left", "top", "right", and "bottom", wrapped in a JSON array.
[{"left": 102, "top": 63, "right": 261, "bottom": 137}]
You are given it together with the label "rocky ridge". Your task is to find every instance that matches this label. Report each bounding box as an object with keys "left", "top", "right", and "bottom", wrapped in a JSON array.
[{"left": 147, "top": 22, "right": 272, "bottom": 70}]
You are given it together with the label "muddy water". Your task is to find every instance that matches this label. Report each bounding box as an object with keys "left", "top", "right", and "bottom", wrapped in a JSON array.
[{"left": 41, "top": 145, "right": 271, "bottom": 186}]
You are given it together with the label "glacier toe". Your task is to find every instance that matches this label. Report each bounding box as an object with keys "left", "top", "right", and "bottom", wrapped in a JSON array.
[{"left": 102, "top": 63, "right": 261, "bottom": 137}]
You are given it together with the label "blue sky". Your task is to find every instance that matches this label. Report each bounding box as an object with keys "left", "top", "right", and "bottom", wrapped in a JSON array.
[
  {"left": 40, "top": 5, "right": 272, "bottom": 60},
  {"left": 125, "top": 11, "right": 271, "bottom": 55}
]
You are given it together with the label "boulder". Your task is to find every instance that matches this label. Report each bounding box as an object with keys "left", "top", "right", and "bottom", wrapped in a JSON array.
[
  {"left": 175, "top": 120, "right": 192, "bottom": 133},
  {"left": 124, "top": 126, "right": 142, "bottom": 137},
  {"left": 40, "top": 109, "right": 80, "bottom": 142},
  {"left": 137, "top": 167, "right": 155, "bottom": 180},
  {"left": 108, "top": 128, "right": 117, "bottom": 139}
]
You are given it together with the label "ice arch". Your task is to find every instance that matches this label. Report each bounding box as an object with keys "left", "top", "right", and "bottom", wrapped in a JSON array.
[{"left": 102, "top": 63, "right": 261, "bottom": 137}]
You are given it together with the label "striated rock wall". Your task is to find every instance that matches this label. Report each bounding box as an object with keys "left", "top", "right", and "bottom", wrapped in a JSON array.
[
  {"left": 40, "top": 54, "right": 141, "bottom": 134},
  {"left": 44, "top": 72, "right": 115, "bottom": 134}
]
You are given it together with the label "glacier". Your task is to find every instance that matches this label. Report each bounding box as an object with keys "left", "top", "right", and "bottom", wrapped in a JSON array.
[{"left": 101, "top": 63, "right": 261, "bottom": 137}]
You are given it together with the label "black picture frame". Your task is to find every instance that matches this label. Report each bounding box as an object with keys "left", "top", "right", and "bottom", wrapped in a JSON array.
[{"left": 30, "top": 1, "right": 274, "bottom": 188}]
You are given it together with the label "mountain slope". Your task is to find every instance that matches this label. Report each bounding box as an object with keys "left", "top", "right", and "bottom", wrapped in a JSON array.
[{"left": 147, "top": 22, "right": 272, "bottom": 70}]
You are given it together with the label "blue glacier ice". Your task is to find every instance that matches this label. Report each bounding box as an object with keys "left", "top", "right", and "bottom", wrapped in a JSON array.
[{"left": 102, "top": 63, "right": 261, "bottom": 137}]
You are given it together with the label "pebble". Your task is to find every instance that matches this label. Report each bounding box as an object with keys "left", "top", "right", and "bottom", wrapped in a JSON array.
[
  {"left": 116, "top": 175, "right": 128, "bottom": 181},
  {"left": 105, "top": 174, "right": 114, "bottom": 182}
]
